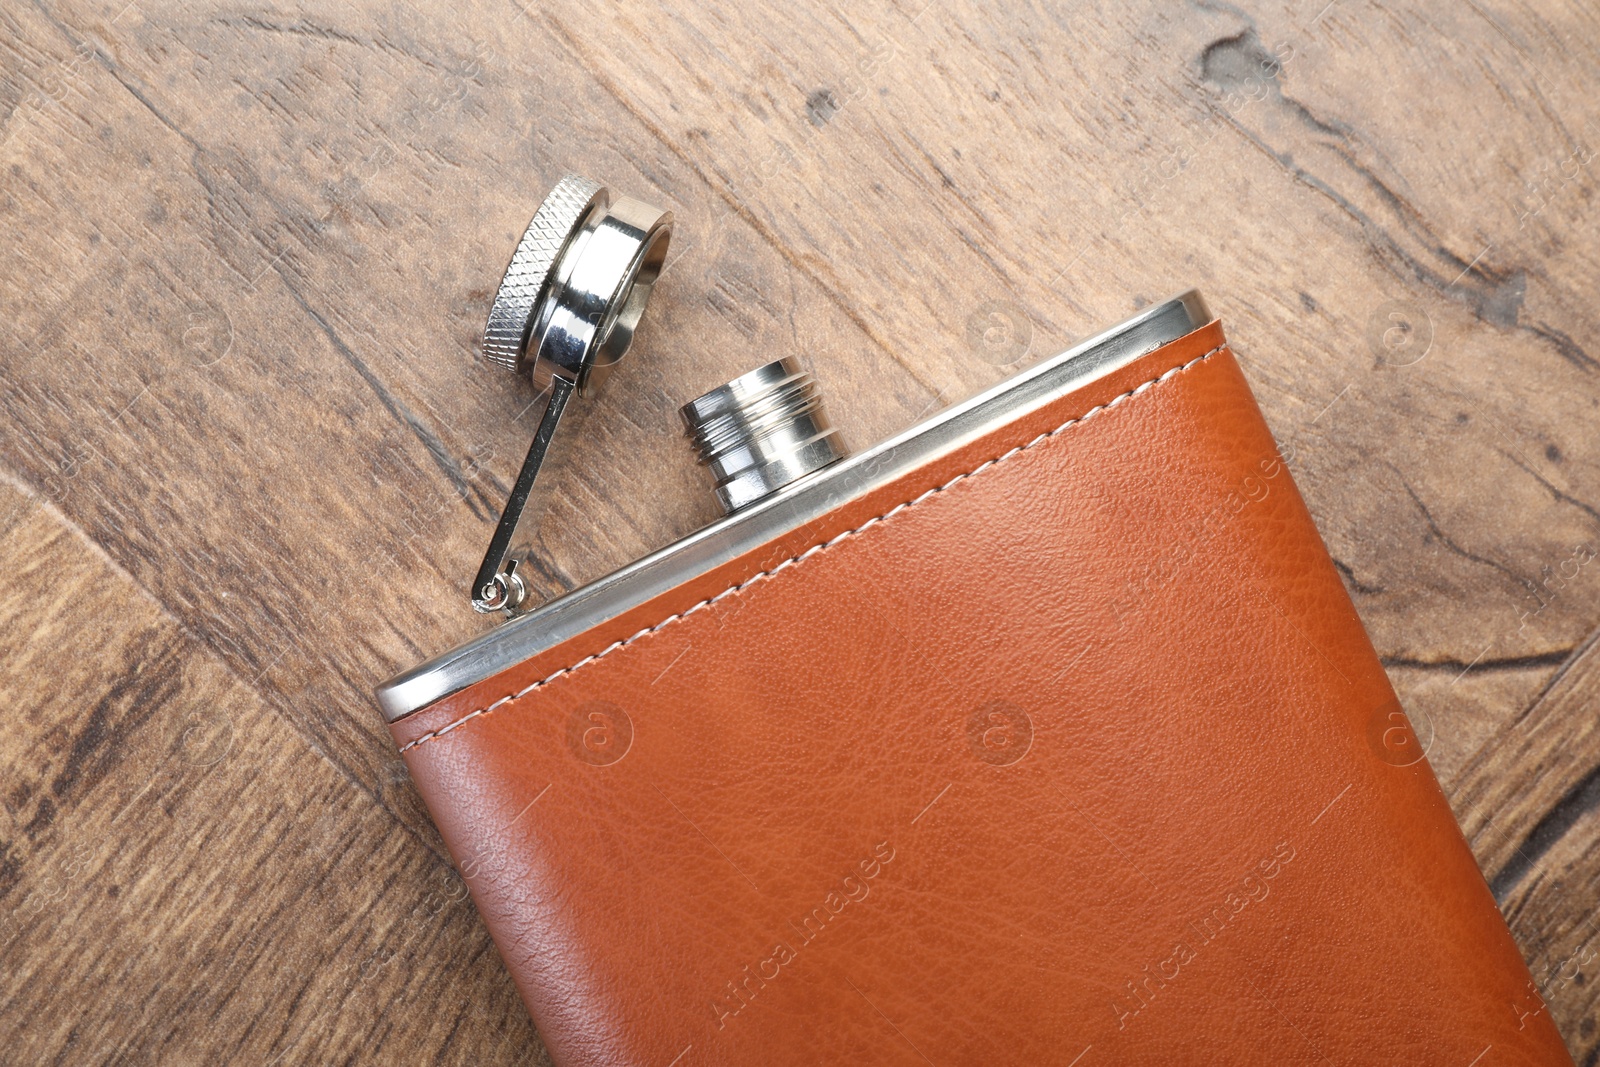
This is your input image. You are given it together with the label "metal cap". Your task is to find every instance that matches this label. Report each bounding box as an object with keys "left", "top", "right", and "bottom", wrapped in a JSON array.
[
  {"left": 681, "top": 358, "right": 848, "bottom": 514},
  {"left": 481, "top": 174, "right": 672, "bottom": 397},
  {"left": 470, "top": 176, "right": 674, "bottom": 617}
]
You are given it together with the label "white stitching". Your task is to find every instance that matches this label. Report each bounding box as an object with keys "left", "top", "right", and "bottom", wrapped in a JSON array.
[{"left": 397, "top": 344, "right": 1227, "bottom": 753}]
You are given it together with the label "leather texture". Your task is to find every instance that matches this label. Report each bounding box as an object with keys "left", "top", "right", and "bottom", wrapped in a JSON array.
[{"left": 391, "top": 321, "right": 1572, "bottom": 1065}]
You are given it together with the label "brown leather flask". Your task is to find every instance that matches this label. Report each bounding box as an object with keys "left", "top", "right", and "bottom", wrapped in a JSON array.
[{"left": 377, "top": 178, "right": 1573, "bottom": 1065}]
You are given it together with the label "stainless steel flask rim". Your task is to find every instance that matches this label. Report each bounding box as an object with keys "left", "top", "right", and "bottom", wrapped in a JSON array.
[{"left": 681, "top": 358, "right": 849, "bottom": 514}]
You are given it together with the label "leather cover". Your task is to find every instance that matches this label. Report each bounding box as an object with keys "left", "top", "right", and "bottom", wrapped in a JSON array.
[{"left": 390, "top": 321, "right": 1572, "bottom": 1065}]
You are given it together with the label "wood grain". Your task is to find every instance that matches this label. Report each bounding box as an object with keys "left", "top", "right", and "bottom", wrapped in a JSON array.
[{"left": 2, "top": 0, "right": 1597, "bottom": 1060}]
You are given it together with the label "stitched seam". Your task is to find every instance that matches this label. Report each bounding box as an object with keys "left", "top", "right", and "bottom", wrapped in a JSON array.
[{"left": 398, "top": 343, "right": 1227, "bottom": 754}]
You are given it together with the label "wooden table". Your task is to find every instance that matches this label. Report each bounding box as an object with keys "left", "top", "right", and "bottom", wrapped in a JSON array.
[{"left": 4, "top": 0, "right": 1597, "bottom": 1061}]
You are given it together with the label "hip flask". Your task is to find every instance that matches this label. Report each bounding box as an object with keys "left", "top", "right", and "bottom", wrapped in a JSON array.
[{"left": 375, "top": 177, "right": 1570, "bottom": 1066}]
